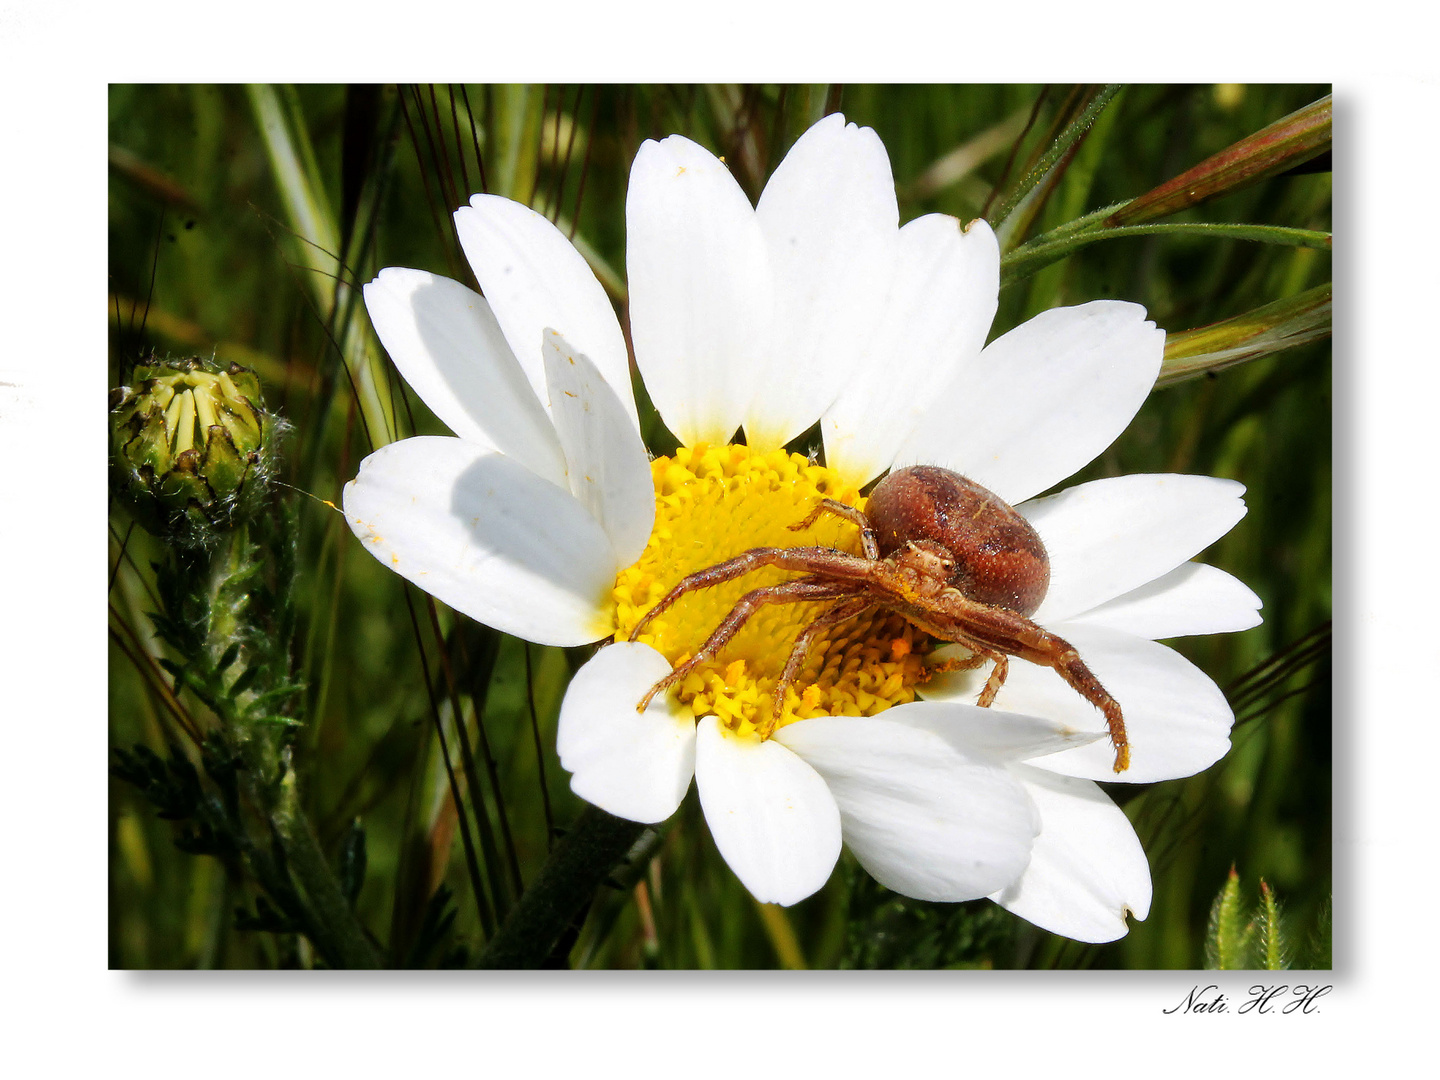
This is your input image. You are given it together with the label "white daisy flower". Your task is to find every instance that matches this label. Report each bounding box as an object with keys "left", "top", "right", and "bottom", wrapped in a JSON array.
[{"left": 343, "top": 113, "right": 1260, "bottom": 943}]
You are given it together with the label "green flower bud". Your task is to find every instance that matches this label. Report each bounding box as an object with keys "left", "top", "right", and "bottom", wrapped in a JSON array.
[{"left": 110, "top": 357, "right": 280, "bottom": 546}]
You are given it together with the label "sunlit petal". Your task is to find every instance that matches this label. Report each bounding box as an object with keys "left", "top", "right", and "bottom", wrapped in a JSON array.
[
  {"left": 894, "top": 300, "right": 1164, "bottom": 504},
  {"left": 695, "top": 716, "right": 842, "bottom": 906},
  {"left": 777, "top": 712, "right": 1037, "bottom": 901},
  {"left": 343, "top": 437, "right": 617, "bottom": 646},
  {"left": 990, "top": 765, "right": 1152, "bottom": 943},
  {"left": 626, "top": 134, "right": 772, "bottom": 446},
  {"left": 542, "top": 331, "right": 656, "bottom": 566},
  {"left": 1024, "top": 473, "right": 1249, "bottom": 624},
  {"left": 746, "top": 113, "right": 900, "bottom": 451},
  {"left": 822, "top": 216, "right": 1000, "bottom": 487},
  {"left": 870, "top": 700, "right": 1106, "bottom": 762},
  {"left": 454, "top": 195, "right": 637, "bottom": 426},
  {"left": 922, "top": 623, "right": 1233, "bottom": 784},
  {"left": 1070, "top": 561, "right": 1263, "bottom": 639},
  {"left": 557, "top": 643, "right": 696, "bottom": 824},
  {"left": 362, "top": 269, "right": 566, "bottom": 486}
]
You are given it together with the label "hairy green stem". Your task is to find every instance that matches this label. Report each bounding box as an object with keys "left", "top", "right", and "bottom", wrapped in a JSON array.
[
  {"left": 1002, "top": 222, "right": 1331, "bottom": 287},
  {"left": 476, "top": 805, "right": 649, "bottom": 969},
  {"left": 276, "top": 800, "right": 383, "bottom": 969},
  {"left": 989, "top": 84, "right": 1122, "bottom": 232},
  {"left": 199, "top": 502, "right": 380, "bottom": 967}
]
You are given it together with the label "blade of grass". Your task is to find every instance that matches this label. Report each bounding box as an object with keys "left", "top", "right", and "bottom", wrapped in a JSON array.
[
  {"left": 988, "top": 84, "right": 1122, "bottom": 240},
  {"left": 1158, "top": 283, "right": 1331, "bottom": 387},
  {"left": 246, "top": 84, "right": 396, "bottom": 450},
  {"left": 1106, "top": 94, "right": 1331, "bottom": 228},
  {"left": 400, "top": 586, "right": 495, "bottom": 939},
  {"left": 755, "top": 901, "right": 807, "bottom": 970},
  {"left": 1003, "top": 223, "right": 1330, "bottom": 289},
  {"left": 476, "top": 805, "right": 649, "bottom": 968},
  {"left": 1022, "top": 93, "right": 1332, "bottom": 250},
  {"left": 489, "top": 83, "right": 546, "bottom": 204}
]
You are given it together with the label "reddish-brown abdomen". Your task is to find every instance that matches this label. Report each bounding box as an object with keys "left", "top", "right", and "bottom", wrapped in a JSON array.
[{"left": 866, "top": 466, "right": 1049, "bottom": 616}]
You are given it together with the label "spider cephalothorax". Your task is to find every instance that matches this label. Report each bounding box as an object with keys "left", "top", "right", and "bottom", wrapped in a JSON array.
[{"left": 631, "top": 465, "right": 1130, "bottom": 773}]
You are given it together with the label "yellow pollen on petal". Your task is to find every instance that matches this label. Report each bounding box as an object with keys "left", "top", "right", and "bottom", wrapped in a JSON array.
[{"left": 613, "top": 443, "right": 931, "bottom": 739}]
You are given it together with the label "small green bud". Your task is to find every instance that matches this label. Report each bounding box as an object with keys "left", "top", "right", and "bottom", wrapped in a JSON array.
[{"left": 110, "top": 357, "right": 280, "bottom": 546}]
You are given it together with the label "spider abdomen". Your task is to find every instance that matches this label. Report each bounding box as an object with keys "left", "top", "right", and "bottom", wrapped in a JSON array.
[{"left": 866, "top": 466, "right": 1049, "bottom": 616}]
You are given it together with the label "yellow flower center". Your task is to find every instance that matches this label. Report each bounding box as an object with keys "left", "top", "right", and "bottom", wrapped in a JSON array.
[{"left": 613, "top": 444, "right": 930, "bottom": 739}]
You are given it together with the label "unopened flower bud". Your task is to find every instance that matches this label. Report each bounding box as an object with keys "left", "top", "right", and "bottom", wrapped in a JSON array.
[{"left": 110, "top": 357, "right": 280, "bottom": 546}]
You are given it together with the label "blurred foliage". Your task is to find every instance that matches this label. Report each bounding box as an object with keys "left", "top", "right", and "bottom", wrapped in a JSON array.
[{"left": 109, "top": 83, "right": 1331, "bottom": 969}]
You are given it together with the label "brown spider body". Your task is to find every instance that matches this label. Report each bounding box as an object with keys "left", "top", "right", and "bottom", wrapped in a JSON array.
[
  {"left": 631, "top": 465, "right": 1130, "bottom": 772},
  {"left": 866, "top": 466, "right": 1049, "bottom": 616}
]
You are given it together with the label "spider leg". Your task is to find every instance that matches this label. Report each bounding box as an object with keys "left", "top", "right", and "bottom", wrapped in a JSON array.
[
  {"left": 902, "top": 597, "right": 1130, "bottom": 773},
  {"left": 636, "top": 578, "right": 865, "bottom": 714},
  {"left": 925, "top": 639, "right": 1011, "bottom": 706},
  {"left": 789, "top": 499, "right": 879, "bottom": 559},
  {"left": 759, "top": 596, "right": 875, "bottom": 738},
  {"left": 1006, "top": 636, "right": 1128, "bottom": 773},
  {"left": 924, "top": 649, "right": 990, "bottom": 676},
  {"left": 976, "top": 653, "right": 1009, "bottom": 708},
  {"left": 629, "top": 546, "right": 875, "bottom": 643},
  {"left": 1044, "top": 644, "right": 1129, "bottom": 774}
]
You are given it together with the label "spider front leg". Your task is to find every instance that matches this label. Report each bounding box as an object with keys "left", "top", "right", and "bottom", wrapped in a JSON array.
[
  {"left": 628, "top": 545, "right": 872, "bottom": 643},
  {"left": 789, "top": 498, "right": 879, "bottom": 560},
  {"left": 1044, "top": 642, "right": 1129, "bottom": 774},
  {"left": 912, "top": 597, "right": 1131, "bottom": 773},
  {"left": 635, "top": 578, "right": 864, "bottom": 715},
  {"left": 1014, "top": 635, "right": 1129, "bottom": 773}
]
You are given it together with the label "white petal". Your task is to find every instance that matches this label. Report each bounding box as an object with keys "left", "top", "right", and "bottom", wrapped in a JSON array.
[
  {"left": 625, "top": 134, "right": 772, "bottom": 446},
  {"left": 866, "top": 700, "right": 1106, "bottom": 762},
  {"left": 694, "top": 716, "right": 842, "bottom": 906},
  {"left": 922, "top": 623, "right": 1234, "bottom": 783},
  {"left": 746, "top": 113, "right": 900, "bottom": 451},
  {"left": 542, "top": 331, "right": 655, "bottom": 567},
  {"left": 454, "top": 195, "right": 637, "bottom": 427},
  {"left": 990, "top": 765, "right": 1152, "bottom": 943},
  {"left": 776, "top": 712, "right": 1037, "bottom": 901},
  {"left": 894, "top": 300, "right": 1164, "bottom": 504},
  {"left": 362, "top": 269, "right": 566, "bottom": 486},
  {"left": 343, "top": 437, "right": 617, "bottom": 646},
  {"left": 556, "top": 643, "right": 696, "bottom": 824},
  {"left": 822, "top": 216, "right": 1000, "bottom": 487},
  {"left": 1071, "top": 561, "right": 1263, "bottom": 639},
  {"left": 1024, "top": 474, "right": 1249, "bottom": 625}
]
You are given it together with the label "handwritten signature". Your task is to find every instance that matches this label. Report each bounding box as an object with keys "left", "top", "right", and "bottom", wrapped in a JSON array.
[{"left": 1164, "top": 984, "right": 1332, "bottom": 1015}]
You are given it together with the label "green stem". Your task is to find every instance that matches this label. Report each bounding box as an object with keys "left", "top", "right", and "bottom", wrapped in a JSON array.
[
  {"left": 1158, "top": 283, "right": 1331, "bottom": 387},
  {"left": 213, "top": 512, "right": 380, "bottom": 968},
  {"left": 990, "top": 84, "right": 1122, "bottom": 232},
  {"left": 275, "top": 796, "right": 384, "bottom": 969},
  {"left": 1104, "top": 94, "right": 1331, "bottom": 228},
  {"left": 1002, "top": 222, "right": 1331, "bottom": 287},
  {"left": 476, "top": 805, "right": 648, "bottom": 969}
]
